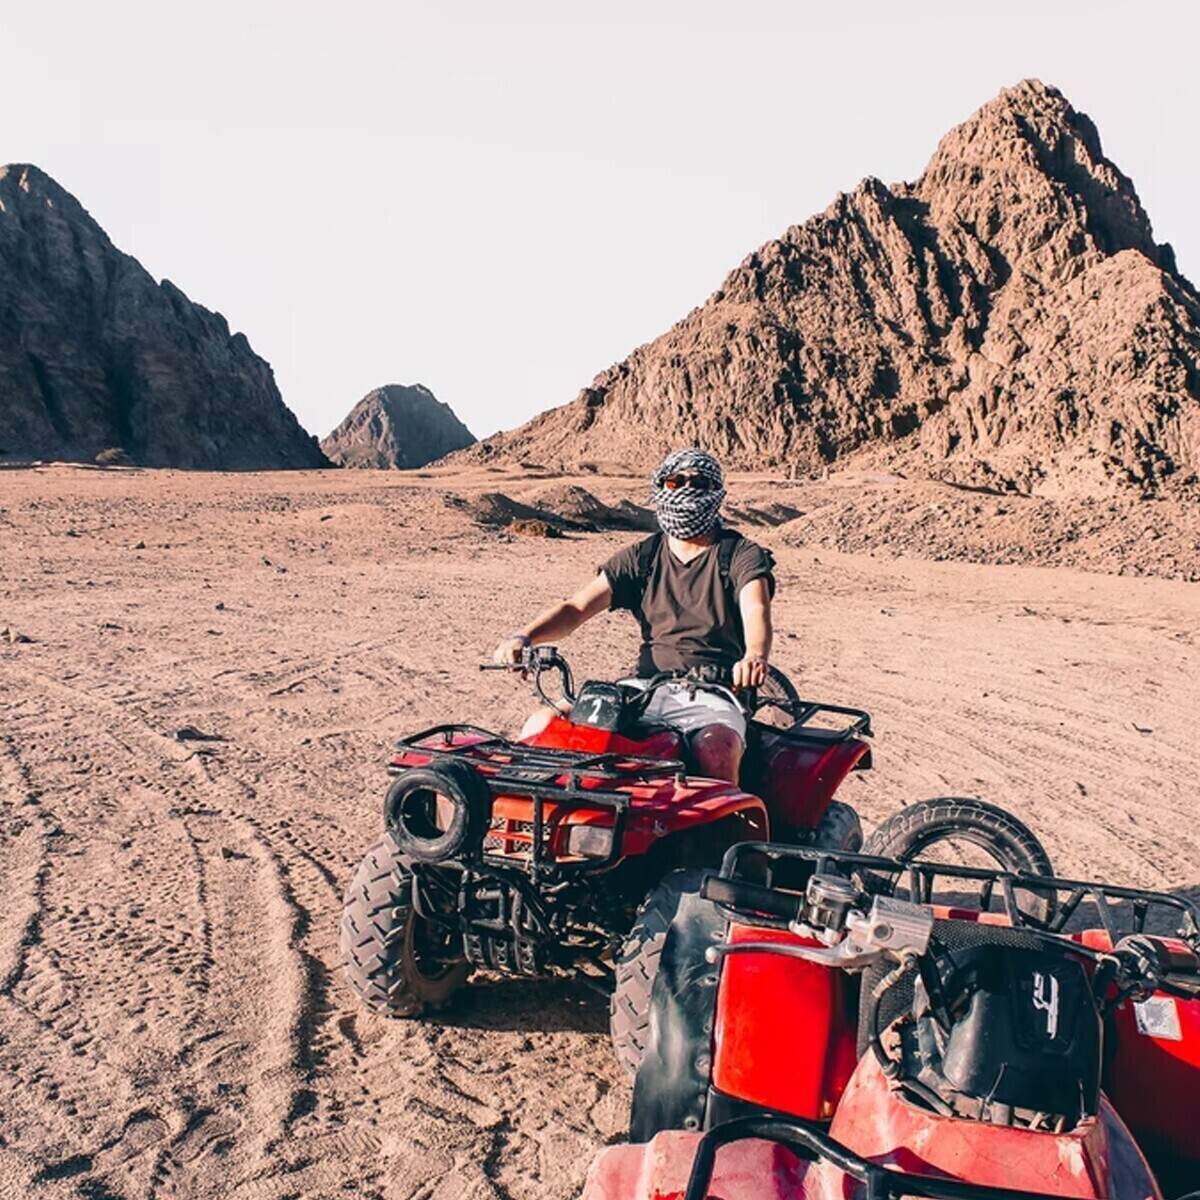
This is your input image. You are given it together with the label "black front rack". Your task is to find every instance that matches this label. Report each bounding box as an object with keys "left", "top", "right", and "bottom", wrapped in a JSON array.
[
  {"left": 393, "top": 724, "right": 689, "bottom": 875},
  {"left": 396, "top": 723, "right": 687, "bottom": 789},
  {"left": 711, "top": 842, "right": 1200, "bottom": 946},
  {"left": 683, "top": 1115, "right": 1119, "bottom": 1200}
]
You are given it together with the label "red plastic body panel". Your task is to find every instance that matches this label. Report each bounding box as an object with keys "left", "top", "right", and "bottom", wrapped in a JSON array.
[
  {"left": 525, "top": 715, "right": 685, "bottom": 761},
  {"left": 582, "top": 1061, "right": 1162, "bottom": 1200},
  {"left": 1065, "top": 929, "right": 1200, "bottom": 1178},
  {"left": 582, "top": 1071, "right": 1163, "bottom": 1200},
  {"left": 829, "top": 1052, "right": 1161, "bottom": 1199},
  {"left": 746, "top": 727, "right": 870, "bottom": 834},
  {"left": 583, "top": 1130, "right": 818, "bottom": 1200},
  {"left": 533, "top": 715, "right": 869, "bottom": 836},
  {"left": 583, "top": 1130, "right": 830, "bottom": 1200},
  {"left": 711, "top": 923, "right": 857, "bottom": 1121},
  {"left": 1107, "top": 991, "right": 1200, "bottom": 1177}
]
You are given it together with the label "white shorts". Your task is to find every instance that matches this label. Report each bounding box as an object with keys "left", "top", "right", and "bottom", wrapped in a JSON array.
[{"left": 622, "top": 678, "right": 747, "bottom": 741}]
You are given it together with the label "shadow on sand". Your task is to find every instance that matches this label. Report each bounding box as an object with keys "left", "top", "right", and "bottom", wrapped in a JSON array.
[{"left": 429, "top": 973, "right": 610, "bottom": 1036}]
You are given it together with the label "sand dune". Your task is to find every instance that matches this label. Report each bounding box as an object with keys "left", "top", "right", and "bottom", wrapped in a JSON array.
[{"left": 1, "top": 465, "right": 1197, "bottom": 1198}]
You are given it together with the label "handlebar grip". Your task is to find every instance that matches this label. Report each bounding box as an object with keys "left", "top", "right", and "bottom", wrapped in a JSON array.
[
  {"left": 1162, "top": 971, "right": 1200, "bottom": 998},
  {"left": 479, "top": 663, "right": 521, "bottom": 671},
  {"left": 701, "top": 875, "right": 802, "bottom": 923},
  {"left": 1162, "top": 945, "right": 1200, "bottom": 973}
]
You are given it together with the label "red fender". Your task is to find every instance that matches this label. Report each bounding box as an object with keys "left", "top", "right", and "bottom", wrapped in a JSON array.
[
  {"left": 747, "top": 726, "right": 870, "bottom": 833},
  {"left": 829, "top": 1053, "right": 1161, "bottom": 1199},
  {"left": 711, "top": 923, "right": 858, "bottom": 1121}
]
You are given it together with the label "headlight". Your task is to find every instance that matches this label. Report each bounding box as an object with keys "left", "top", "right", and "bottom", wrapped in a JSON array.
[{"left": 564, "top": 823, "right": 616, "bottom": 860}]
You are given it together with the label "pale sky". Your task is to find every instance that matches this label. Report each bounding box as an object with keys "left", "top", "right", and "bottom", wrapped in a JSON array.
[{"left": 6, "top": 1, "right": 1198, "bottom": 441}]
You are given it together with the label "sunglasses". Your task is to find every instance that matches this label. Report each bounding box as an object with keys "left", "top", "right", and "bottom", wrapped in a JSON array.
[{"left": 662, "top": 473, "right": 716, "bottom": 491}]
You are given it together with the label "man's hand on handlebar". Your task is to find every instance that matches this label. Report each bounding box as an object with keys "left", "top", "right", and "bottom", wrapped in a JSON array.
[
  {"left": 492, "top": 634, "right": 531, "bottom": 667},
  {"left": 732, "top": 655, "right": 769, "bottom": 692}
]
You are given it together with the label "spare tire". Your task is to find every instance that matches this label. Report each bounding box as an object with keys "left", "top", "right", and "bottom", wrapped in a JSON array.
[
  {"left": 863, "top": 797, "right": 1055, "bottom": 923},
  {"left": 384, "top": 759, "right": 490, "bottom": 864}
]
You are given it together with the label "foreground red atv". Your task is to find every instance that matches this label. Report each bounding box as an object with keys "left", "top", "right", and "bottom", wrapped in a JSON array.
[
  {"left": 585, "top": 837, "right": 1200, "bottom": 1199},
  {"left": 339, "top": 646, "right": 873, "bottom": 1019}
]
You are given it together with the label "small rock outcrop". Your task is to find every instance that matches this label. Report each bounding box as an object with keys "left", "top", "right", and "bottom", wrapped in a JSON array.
[
  {"left": 466, "top": 81, "right": 1200, "bottom": 498},
  {"left": 320, "top": 384, "right": 475, "bottom": 469},
  {"left": 0, "top": 164, "right": 328, "bottom": 469}
]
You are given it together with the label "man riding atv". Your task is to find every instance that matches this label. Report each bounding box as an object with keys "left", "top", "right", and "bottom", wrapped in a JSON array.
[
  {"left": 494, "top": 448, "right": 774, "bottom": 784},
  {"left": 341, "top": 448, "right": 874, "bottom": 1023}
]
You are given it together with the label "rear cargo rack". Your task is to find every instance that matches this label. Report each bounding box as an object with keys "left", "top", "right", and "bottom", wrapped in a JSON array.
[
  {"left": 392, "top": 724, "right": 688, "bottom": 875},
  {"left": 752, "top": 700, "right": 873, "bottom": 744}
]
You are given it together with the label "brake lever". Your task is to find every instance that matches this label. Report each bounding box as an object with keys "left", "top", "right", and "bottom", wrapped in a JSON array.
[
  {"left": 706, "top": 895, "right": 934, "bottom": 972},
  {"left": 705, "top": 939, "right": 886, "bottom": 971}
]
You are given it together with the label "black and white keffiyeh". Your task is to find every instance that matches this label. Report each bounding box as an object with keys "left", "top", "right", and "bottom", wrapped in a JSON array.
[{"left": 651, "top": 448, "right": 726, "bottom": 540}]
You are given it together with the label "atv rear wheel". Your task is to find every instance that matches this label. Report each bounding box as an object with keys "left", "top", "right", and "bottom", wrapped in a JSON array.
[
  {"left": 340, "top": 832, "right": 468, "bottom": 1016},
  {"left": 863, "top": 797, "right": 1055, "bottom": 922},
  {"left": 811, "top": 800, "right": 863, "bottom": 851},
  {"left": 610, "top": 868, "right": 707, "bottom": 1077}
]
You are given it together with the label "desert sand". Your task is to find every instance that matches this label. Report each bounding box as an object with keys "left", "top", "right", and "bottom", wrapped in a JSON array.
[{"left": 1, "top": 464, "right": 1198, "bottom": 1200}]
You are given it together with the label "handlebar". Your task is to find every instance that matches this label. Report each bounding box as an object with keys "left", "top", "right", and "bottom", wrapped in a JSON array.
[
  {"left": 1102, "top": 934, "right": 1200, "bottom": 1005},
  {"left": 702, "top": 862, "right": 1200, "bottom": 1009},
  {"left": 481, "top": 646, "right": 756, "bottom": 718},
  {"left": 479, "top": 645, "right": 576, "bottom": 714}
]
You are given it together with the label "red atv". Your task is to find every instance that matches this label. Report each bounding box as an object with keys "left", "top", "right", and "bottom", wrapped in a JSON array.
[
  {"left": 339, "top": 646, "right": 873, "bottom": 1024},
  {"left": 585, "top": 832, "right": 1200, "bottom": 1199}
]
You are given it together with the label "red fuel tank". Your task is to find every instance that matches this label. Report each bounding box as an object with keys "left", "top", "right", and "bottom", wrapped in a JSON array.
[{"left": 711, "top": 923, "right": 858, "bottom": 1121}]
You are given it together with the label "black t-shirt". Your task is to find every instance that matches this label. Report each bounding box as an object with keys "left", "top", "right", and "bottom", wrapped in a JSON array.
[{"left": 601, "top": 530, "right": 775, "bottom": 676}]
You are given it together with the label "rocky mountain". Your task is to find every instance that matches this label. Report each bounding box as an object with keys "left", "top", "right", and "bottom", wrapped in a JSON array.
[
  {"left": 469, "top": 81, "right": 1200, "bottom": 498},
  {"left": 320, "top": 384, "right": 475, "bottom": 469},
  {"left": 0, "top": 164, "right": 328, "bottom": 469}
]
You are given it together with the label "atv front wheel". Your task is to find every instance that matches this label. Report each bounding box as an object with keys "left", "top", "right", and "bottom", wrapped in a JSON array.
[
  {"left": 340, "top": 832, "right": 468, "bottom": 1016},
  {"left": 811, "top": 800, "right": 863, "bottom": 851},
  {"left": 610, "top": 868, "right": 707, "bottom": 1077}
]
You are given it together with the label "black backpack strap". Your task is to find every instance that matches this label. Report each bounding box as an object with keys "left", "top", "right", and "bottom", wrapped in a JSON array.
[
  {"left": 716, "top": 528, "right": 740, "bottom": 595},
  {"left": 635, "top": 533, "right": 663, "bottom": 595}
]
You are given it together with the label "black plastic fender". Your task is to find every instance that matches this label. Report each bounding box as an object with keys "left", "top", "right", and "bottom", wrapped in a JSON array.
[{"left": 629, "top": 882, "right": 727, "bottom": 1142}]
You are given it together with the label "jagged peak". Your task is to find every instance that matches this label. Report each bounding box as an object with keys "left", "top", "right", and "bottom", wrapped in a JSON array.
[
  {"left": 0, "top": 162, "right": 110, "bottom": 240},
  {"left": 1, "top": 163, "right": 79, "bottom": 205},
  {"left": 916, "top": 79, "right": 1156, "bottom": 260},
  {"left": 322, "top": 383, "right": 476, "bottom": 469}
]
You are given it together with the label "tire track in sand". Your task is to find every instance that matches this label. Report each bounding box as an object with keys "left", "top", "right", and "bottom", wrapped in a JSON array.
[{"left": 0, "top": 666, "right": 354, "bottom": 1198}]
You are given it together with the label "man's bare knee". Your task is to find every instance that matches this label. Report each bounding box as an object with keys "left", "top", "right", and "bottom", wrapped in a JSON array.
[
  {"left": 689, "top": 725, "right": 744, "bottom": 784},
  {"left": 518, "top": 707, "right": 558, "bottom": 740}
]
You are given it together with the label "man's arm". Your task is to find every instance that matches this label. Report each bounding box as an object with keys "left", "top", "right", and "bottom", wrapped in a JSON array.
[
  {"left": 492, "top": 573, "right": 614, "bottom": 664},
  {"left": 732, "top": 576, "right": 773, "bottom": 690}
]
